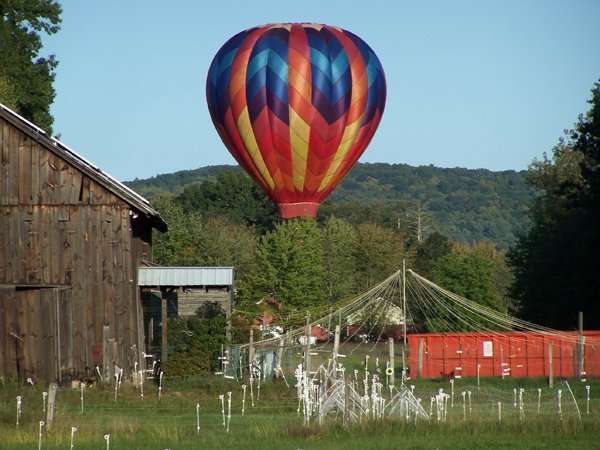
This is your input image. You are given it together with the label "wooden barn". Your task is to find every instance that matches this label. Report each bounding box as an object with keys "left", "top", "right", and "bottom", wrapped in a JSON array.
[{"left": 0, "top": 103, "right": 168, "bottom": 384}]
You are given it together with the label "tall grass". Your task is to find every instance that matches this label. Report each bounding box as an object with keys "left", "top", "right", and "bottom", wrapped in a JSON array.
[{"left": 0, "top": 374, "right": 598, "bottom": 449}]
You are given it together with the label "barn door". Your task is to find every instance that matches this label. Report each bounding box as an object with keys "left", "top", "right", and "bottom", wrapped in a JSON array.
[
  {"left": 0, "top": 286, "right": 18, "bottom": 379},
  {"left": 0, "top": 287, "right": 72, "bottom": 383}
]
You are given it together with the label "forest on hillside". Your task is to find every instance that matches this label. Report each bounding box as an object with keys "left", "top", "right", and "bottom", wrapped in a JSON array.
[{"left": 125, "top": 163, "right": 534, "bottom": 248}]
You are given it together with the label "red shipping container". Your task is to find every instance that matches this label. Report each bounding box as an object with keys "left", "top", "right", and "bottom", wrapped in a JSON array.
[{"left": 408, "top": 331, "right": 600, "bottom": 379}]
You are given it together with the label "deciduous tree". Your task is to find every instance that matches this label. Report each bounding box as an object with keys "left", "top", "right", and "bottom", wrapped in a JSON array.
[{"left": 0, "top": 0, "right": 61, "bottom": 131}]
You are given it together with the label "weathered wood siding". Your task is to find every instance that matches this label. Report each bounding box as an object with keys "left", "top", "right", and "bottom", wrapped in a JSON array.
[{"left": 0, "top": 115, "right": 150, "bottom": 382}]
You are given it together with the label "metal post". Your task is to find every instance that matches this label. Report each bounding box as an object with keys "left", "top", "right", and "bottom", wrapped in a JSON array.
[
  {"left": 304, "top": 313, "right": 311, "bottom": 373},
  {"left": 402, "top": 260, "right": 407, "bottom": 349},
  {"left": 578, "top": 311, "right": 585, "bottom": 377},
  {"left": 388, "top": 337, "right": 395, "bottom": 385},
  {"left": 418, "top": 337, "right": 424, "bottom": 379},
  {"left": 248, "top": 328, "right": 255, "bottom": 375}
]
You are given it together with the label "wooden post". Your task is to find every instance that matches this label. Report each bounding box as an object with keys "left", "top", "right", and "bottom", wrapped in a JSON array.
[
  {"left": 388, "top": 337, "right": 395, "bottom": 385},
  {"left": 304, "top": 313, "right": 311, "bottom": 373},
  {"left": 276, "top": 338, "right": 284, "bottom": 379},
  {"left": 248, "top": 328, "right": 255, "bottom": 375},
  {"left": 548, "top": 341, "right": 554, "bottom": 388},
  {"left": 147, "top": 318, "right": 154, "bottom": 349},
  {"left": 578, "top": 311, "right": 585, "bottom": 377},
  {"left": 46, "top": 383, "right": 58, "bottom": 428},
  {"left": 418, "top": 337, "right": 424, "bottom": 379},
  {"left": 332, "top": 325, "right": 341, "bottom": 373},
  {"left": 226, "top": 284, "right": 233, "bottom": 345},
  {"left": 161, "top": 288, "right": 168, "bottom": 363}
]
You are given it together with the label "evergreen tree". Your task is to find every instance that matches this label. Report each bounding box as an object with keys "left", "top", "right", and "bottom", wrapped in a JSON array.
[
  {"left": 508, "top": 80, "right": 600, "bottom": 329},
  {"left": 0, "top": 0, "right": 62, "bottom": 131}
]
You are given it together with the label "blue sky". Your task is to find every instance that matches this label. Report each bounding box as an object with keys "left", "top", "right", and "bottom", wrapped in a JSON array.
[{"left": 44, "top": 0, "right": 600, "bottom": 181}]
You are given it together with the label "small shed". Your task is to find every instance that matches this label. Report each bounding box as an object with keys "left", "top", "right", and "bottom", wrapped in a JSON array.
[
  {"left": 137, "top": 266, "right": 234, "bottom": 362},
  {"left": 0, "top": 103, "right": 167, "bottom": 383}
]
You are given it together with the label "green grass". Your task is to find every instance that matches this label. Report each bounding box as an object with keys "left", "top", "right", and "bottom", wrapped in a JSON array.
[{"left": 1, "top": 368, "right": 599, "bottom": 449}]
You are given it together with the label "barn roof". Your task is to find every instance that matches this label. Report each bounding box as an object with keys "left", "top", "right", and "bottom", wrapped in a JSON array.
[
  {"left": 0, "top": 103, "right": 168, "bottom": 232},
  {"left": 138, "top": 266, "right": 234, "bottom": 287}
]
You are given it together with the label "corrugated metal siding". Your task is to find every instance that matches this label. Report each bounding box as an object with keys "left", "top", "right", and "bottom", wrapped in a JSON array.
[{"left": 138, "top": 267, "right": 234, "bottom": 286}]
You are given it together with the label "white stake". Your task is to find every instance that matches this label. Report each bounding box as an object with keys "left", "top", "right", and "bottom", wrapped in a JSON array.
[
  {"left": 196, "top": 403, "right": 200, "bottom": 436},
  {"left": 158, "top": 371, "right": 163, "bottom": 400},
  {"left": 80, "top": 382, "right": 84, "bottom": 413},
  {"left": 241, "top": 385, "right": 247, "bottom": 416},
  {"left": 462, "top": 391, "right": 466, "bottom": 421},
  {"left": 114, "top": 373, "right": 119, "bottom": 402},
  {"left": 249, "top": 376, "right": 255, "bottom": 408},
  {"left": 537, "top": 388, "right": 541, "bottom": 413},
  {"left": 477, "top": 364, "right": 481, "bottom": 388},
  {"left": 513, "top": 388, "right": 517, "bottom": 408},
  {"left": 38, "top": 421, "right": 44, "bottom": 450},
  {"left": 557, "top": 389, "right": 562, "bottom": 420},
  {"left": 430, "top": 396, "right": 435, "bottom": 417},
  {"left": 450, "top": 379, "right": 454, "bottom": 407},
  {"left": 226, "top": 391, "right": 232, "bottom": 433},
  {"left": 257, "top": 380, "right": 261, "bottom": 402},
  {"left": 219, "top": 394, "right": 225, "bottom": 427},
  {"left": 70, "top": 426, "right": 77, "bottom": 449},
  {"left": 140, "top": 370, "right": 144, "bottom": 401},
  {"left": 498, "top": 401, "right": 502, "bottom": 422},
  {"left": 519, "top": 388, "right": 524, "bottom": 420},
  {"left": 468, "top": 390, "right": 472, "bottom": 416},
  {"left": 16, "top": 395, "right": 22, "bottom": 428},
  {"left": 586, "top": 385, "right": 590, "bottom": 415},
  {"left": 42, "top": 391, "right": 47, "bottom": 413},
  {"left": 104, "top": 434, "right": 110, "bottom": 450},
  {"left": 28, "top": 377, "right": 35, "bottom": 389}
]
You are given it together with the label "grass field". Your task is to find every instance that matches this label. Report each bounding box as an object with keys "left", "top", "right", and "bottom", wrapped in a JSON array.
[{"left": 1, "top": 342, "right": 599, "bottom": 449}]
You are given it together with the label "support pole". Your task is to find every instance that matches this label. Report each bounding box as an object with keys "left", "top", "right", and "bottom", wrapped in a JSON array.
[
  {"left": 548, "top": 341, "right": 554, "bottom": 388},
  {"left": 304, "top": 313, "right": 311, "bottom": 373},
  {"left": 248, "top": 328, "right": 255, "bottom": 375},
  {"left": 388, "top": 337, "right": 395, "bottom": 385},
  {"left": 333, "top": 325, "right": 341, "bottom": 372},
  {"left": 161, "top": 288, "right": 168, "bottom": 364},
  {"left": 418, "top": 337, "right": 424, "bottom": 379},
  {"left": 46, "top": 383, "right": 57, "bottom": 428},
  {"left": 402, "top": 260, "right": 407, "bottom": 349},
  {"left": 578, "top": 311, "right": 585, "bottom": 377}
]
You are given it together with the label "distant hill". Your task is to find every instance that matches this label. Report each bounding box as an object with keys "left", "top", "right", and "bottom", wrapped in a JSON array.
[{"left": 125, "top": 163, "right": 535, "bottom": 248}]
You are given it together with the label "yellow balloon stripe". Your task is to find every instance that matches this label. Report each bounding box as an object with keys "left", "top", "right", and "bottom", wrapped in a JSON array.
[
  {"left": 318, "top": 115, "right": 363, "bottom": 191},
  {"left": 289, "top": 108, "right": 310, "bottom": 191},
  {"left": 236, "top": 106, "right": 275, "bottom": 190}
]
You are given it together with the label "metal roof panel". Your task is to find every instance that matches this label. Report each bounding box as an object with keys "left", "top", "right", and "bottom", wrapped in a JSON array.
[{"left": 138, "top": 267, "right": 234, "bottom": 286}]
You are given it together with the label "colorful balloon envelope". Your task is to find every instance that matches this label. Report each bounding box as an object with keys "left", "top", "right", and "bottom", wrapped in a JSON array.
[{"left": 206, "top": 23, "right": 386, "bottom": 218}]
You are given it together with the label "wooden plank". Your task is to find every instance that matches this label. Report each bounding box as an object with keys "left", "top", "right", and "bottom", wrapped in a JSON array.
[
  {"left": 50, "top": 208, "right": 60, "bottom": 283},
  {"left": 81, "top": 206, "right": 93, "bottom": 368},
  {"left": 0, "top": 118, "right": 9, "bottom": 203},
  {"left": 92, "top": 205, "right": 103, "bottom": 344},
  {"left": 17, "top": 133, "right": 31, "bottom": 205},
  {"left": 113, "top": 206, "right": 126, "bottom": 369},
  {"left": 30, "top": 141, "right": 40, "bottom": 204},
  {"left": 39, "top": 289, "right": 54, "bottom": 382},
  {"left": 64, "top": 289, "right": 74, "bottom": 375},
  {"left": 8, "top": 120, "right": 19, "bottom": 204},
  {"left": 0, "top": 287, "right": 15, "bottom": 377}
]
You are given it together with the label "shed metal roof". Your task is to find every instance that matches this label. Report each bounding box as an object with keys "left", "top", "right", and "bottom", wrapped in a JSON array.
[{"left": 138, "top": 267, "right": 234, "bottom": 287}]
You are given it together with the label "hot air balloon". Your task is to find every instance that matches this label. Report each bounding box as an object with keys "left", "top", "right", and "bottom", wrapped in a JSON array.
[{"left": 206, "top": 23, "right": 386, "bottom": 218}]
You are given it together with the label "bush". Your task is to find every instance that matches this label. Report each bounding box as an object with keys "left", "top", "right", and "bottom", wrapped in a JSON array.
[{"left": 162, "top": 303, "right": 226, "bottom": 378}]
